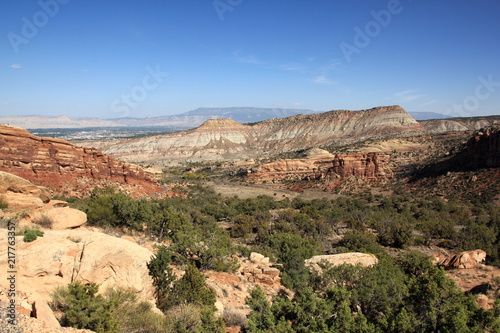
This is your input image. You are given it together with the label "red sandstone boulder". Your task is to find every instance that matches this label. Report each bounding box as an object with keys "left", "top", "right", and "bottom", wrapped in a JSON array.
[{"left": 437, "top": 250, "right": 487, "bottom": 269}]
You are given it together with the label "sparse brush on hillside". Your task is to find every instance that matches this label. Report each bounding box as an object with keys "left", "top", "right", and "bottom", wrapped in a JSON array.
[{"left": 79, "top": 184, "right": 500, "bottom": 268}]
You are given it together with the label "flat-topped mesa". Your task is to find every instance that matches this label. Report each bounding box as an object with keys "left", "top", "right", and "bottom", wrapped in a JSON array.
[
  {"left": 103, "top": 105, "right": 424, "bottom": 163},
  {"left": 0, "top": 124, "right": 161, "bottom": 195},
  {"left": 196, "top": 118, "right": 247, "bottom": 128}
]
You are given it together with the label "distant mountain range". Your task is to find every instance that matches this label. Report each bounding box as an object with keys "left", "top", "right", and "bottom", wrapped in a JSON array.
[{"left": 0, "top": 107, "right": 449, "bottom": 129}]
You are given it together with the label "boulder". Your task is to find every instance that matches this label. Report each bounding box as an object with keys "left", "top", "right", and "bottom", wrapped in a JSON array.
[
  {"left": 0, "top": 171, "right": 51, "bottom": 203},
  {"left": 438, "top": 250, "right": 487, "bottom": 269},
  {"left": 305, "top": 253, "right": 378, "bottom": 273},
  {"left": 33, "top": 207, "right": 87, "bottom": 230},
  {"left": 1, "top": 192, "right": 45, "bottom": 210},
  {"left": 0, "top": 230, "right": 155, "bottom": 303},
  {"left": 250, "top": 252, "right": 269, "bottom": 264},
  {"left": 32, "top": 299, "right": 61, "bottom": 329}
]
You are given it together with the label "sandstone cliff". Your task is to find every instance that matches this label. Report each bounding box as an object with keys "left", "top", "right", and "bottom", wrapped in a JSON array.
[
  {"left": 104, "top": 106, "right": 424, "bottom": 163},
  {"left": 0, "top": 124, "right": 161, "bottom": 196},
  {"left": 245, "top": 149, "right": 393, "bottom": 187}
]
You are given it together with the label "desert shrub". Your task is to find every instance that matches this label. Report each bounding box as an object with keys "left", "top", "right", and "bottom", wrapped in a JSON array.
[
  {"left": 147, "top": 245, "right": 176, "bottom": 312},
  {"left": 231, "top": 214, "right": 259, "bottom": 238},
  {"left": 166, "top": 264, "right": 217, "bottom": 309},
  {"left": 32, "top": 214, "right": 53, "bottom": 228},
  {"left": 53, "top": 282, "right": 119, "bottom": 333},
  {"left": 370, "top": 210, "right": 413, "bottom": 248},
  {"left": 0, "top": 196, "right": 8, "bottom": 209},
  {"left": 104, "top": 288, "right": 169, "bottom": 333},
  {"left": 247, "top": 253, "right": 499, "bottom": 332},
  {"left": 166, "top": 303, "right": 202, "bottom": 332},
  {"left": 23, "top": 228, "right": 44, "bottom": 242},
  {"left": 223, "top": 307, "right": 248, "bottom": 327},
  {"left": 339, "top": 230, "right": 385, "bottom": 256},
  {"left": 263, "top": 232, "right": 319, "bottom": 289}
]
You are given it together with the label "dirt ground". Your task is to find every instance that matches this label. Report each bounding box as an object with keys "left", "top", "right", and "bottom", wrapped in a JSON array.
[{"left": 208, "top": 181, "right": 342, "bottom": 201}]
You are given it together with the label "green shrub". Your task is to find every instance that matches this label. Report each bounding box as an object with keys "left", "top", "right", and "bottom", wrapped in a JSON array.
[
  {"left": 23, "top": 228, "right": 44, "bottom": 242},
  {"left": 147, "top": 245, "right": 176, "bottom": 312},
  {"left": 54, "top": 282, "right": 119, "bottom": 333}
]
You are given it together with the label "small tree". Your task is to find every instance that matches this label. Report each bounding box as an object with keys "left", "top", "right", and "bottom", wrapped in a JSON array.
[
  {"left": 167, "top": 263, "right": 216, "bottom": 309},
  {"left": 62, "top": 282, "right": 119, "bottom": 333},
  {"left": 147, "top": 245, "right": 176, "bottom": 312}
]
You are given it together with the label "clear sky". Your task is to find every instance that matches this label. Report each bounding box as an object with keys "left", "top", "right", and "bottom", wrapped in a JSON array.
[{"left": 1, "top": 0, "right": 499, "bottom": 119}]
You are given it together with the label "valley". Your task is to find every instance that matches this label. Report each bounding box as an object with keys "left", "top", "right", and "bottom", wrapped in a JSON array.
[{"left": 0, "top": 106, "right": 499, "bottom": 332}]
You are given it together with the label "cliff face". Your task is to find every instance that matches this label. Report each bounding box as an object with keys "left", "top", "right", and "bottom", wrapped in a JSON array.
[
  {"left": 105, "top": 106, "right": 424, "bottom": 163},
  {"left": 327, "top": 153, "right": 393, "bottom": 179},
  {"left": 0, "top": 125, "right": 161, "bottom": 195},
  {"left": 415, "top": 126, "right": 500, "bottom": 177},
  {"left": 245, "top": 149, "right": 393, "bottom": 186}
]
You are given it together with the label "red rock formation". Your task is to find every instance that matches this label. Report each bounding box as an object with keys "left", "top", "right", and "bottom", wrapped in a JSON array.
[
  {"left": 245, "top": 150, "right": 393, "bottom": 186},
  {"left": 0, "top": 125, "right": 161, "bottom": 196},
  {"left": 436, "top": 250, "right": 487, "bottom": 269},
  {"left": 327, "top": 153, "right": 393, "bottom": 179},
  {"left": 465, "top": 126, "right": 500, "bottom": 168}
]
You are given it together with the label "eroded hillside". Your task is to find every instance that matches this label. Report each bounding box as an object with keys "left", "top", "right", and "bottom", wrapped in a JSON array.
[
  {"left": 0, "top": 124, "right": 162, "bottom": 197},
  {"left": 103, "top": 106, "right": 424, "bottom": 163}
]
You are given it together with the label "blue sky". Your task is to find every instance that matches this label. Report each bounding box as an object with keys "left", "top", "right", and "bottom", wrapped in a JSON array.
[{"left": 1, "top": 0, "right": 499, "bottom": 119}]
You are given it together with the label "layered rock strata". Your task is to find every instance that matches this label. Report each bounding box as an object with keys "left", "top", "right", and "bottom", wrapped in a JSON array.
[
  {"left": 104, "top": 106, "right": 424, "bottom": 163},
  {"left": 245, "top": 150, "right": 393, "bottom": 185},
  {"left": 0, "top": 124, "right": 161, "bottom": 194}
]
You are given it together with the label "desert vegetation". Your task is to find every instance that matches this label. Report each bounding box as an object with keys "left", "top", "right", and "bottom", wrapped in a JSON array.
[{"left": 48, "top": 181, "right": 499, "bottom": 332}]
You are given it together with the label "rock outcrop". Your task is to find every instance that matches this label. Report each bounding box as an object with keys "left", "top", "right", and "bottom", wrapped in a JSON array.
[
  {"left": 32, "top": 207, "right": 87, "bottom": 230},
  {"left": 415, "top": 126, "right": 500, "bottom": 178},
  {"left": 0, "top": 171, "right": 50, "bottom": 210},
  {"left": 104, "top": 106, "right": 424, "bottom": 163},
  {"left": 0, "top": 230, "right": 155, "bottom": 303},
  {"left": 305, "top": 253, "right": 379, "bottom": 273},
  {"left": 206, "top": 252, "right": 284, "bottom": 324},
  {"left": 327, "top": 153, "right": 393, "bottom": 179},
  {"left": 420, "top": 115, "right": 500, "bottom": 134},
  {"left": 245, "top": 151, "right": 393, "bottom": 186},
  {"left": 435, "top": 250, "right": 487, "bottom": 269},
  {"left": 0, "top": 124, "right": 162, "bottom": 196}
]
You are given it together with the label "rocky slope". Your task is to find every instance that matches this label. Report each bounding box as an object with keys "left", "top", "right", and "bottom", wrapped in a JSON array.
[
  {"left": 416, "top": 126, "right": 500, "bottom": 176},
  {"left": 420, "top": 115, "right": 500, "bottom": 133},
  {"left": 0, "top": 124, "right": 162, "bottom": 197},
  {"left": 104, "top": 106, "right": 424, "bottom": 163}
]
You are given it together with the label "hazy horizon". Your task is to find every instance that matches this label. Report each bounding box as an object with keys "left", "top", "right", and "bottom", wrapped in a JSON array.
[{"left": 2, "top": 1, "right": 500, "bottom": 119}]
